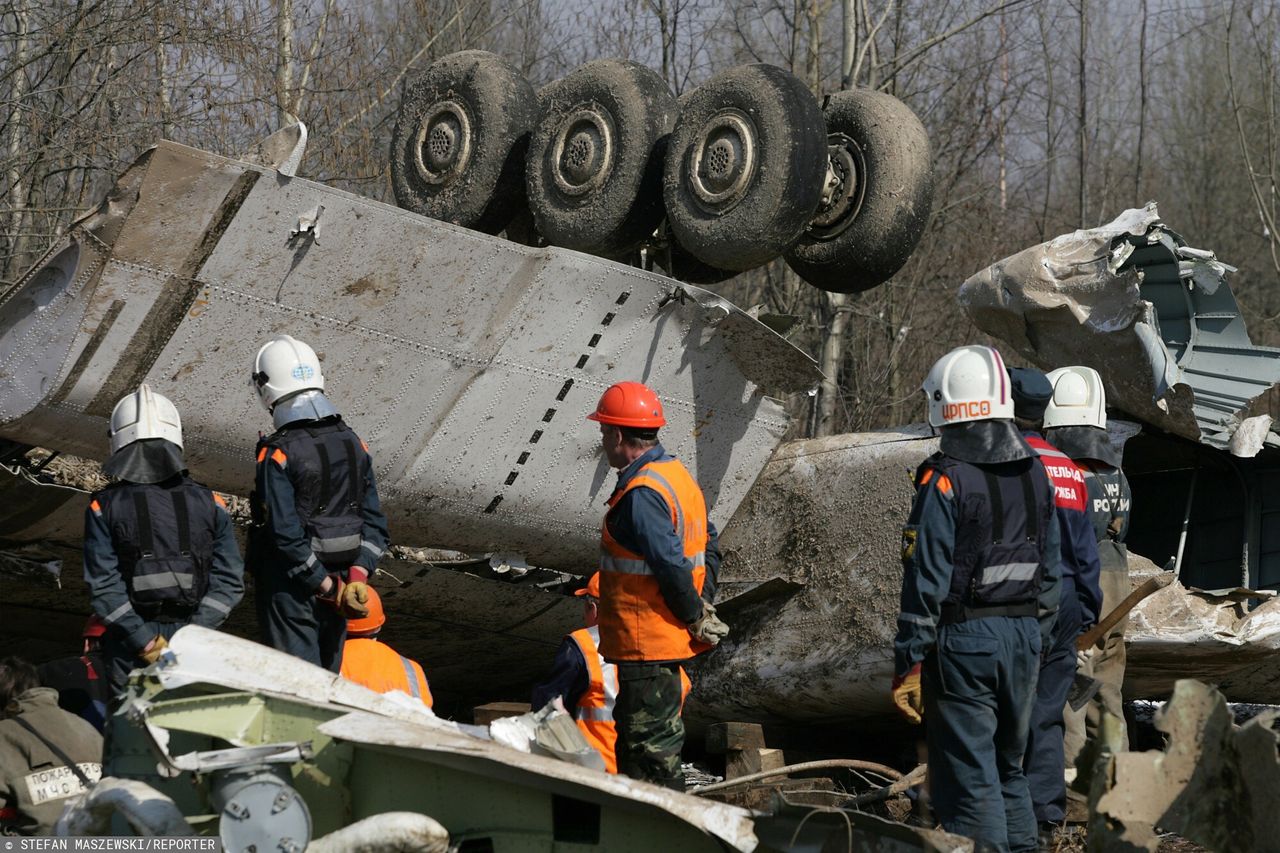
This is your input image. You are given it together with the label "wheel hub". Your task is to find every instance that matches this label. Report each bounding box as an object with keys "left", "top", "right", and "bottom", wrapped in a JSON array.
[
  {"left": 551, "top": 105, "right": 615, "bottom": 198},
  {"left": 807, "top": 133, "right": 865, "bottom": 239},
  {"left": 688, "top": 110, "right": 758, "bottom": 213},
  {"left": 413, "top": 100, "right": 473, "bottom": 186}
]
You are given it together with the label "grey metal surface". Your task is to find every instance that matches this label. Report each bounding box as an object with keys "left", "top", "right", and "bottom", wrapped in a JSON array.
[
  {"left": 0, "top": 141, "right": 818, "bottom": 571},
  {"left": 960, "top": 204, "right": 1280, "bottom": 453}
]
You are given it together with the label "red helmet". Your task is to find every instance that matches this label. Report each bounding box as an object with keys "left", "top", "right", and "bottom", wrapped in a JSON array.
[
  {"left": 347, "top": 586, "right": 386, "bottom": 636},
  {"left": 83, "top": 614, "right": 108, "bottom": 639},
  {"left": 587, "top": 382, "right": 666, "bottom": 428}
]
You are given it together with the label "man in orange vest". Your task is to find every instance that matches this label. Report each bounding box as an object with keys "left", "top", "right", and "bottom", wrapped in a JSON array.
[
  {"left": 532, "top": 572, "right": 620, "bottom": 772},
  {"left": 340, "top": 586, "right": 433, "bottom": 708},
  {"left": 587, "top": 381, "right": 729, "bottom": 789}
]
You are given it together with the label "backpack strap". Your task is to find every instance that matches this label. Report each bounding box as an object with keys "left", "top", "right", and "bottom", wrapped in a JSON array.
[
  {"left": 316, "top": 442, "right": 332, "bottom": 513},
  {"left": 982, "top": 470, "right": 1005, "bottom": 544},
  {"left": 132, "top": 492, "right": 155, "bottom": 557},
  {"left": 171, "top": 489, "right": 192, "bottom": 556},
  {"left": 343, "top": 438, "right": 361, "bottom": 507},
  {"left": 1018, "top": 467, "right": 1040, "bottom": 543}
]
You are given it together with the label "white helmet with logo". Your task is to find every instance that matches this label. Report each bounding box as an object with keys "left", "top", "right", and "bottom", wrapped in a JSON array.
[
  {"left": 1044, "top": 366, "right": 1106, "bottom": 429},
  {"left": 252, "top": 334, "right": 325, "bottom": 411},
  {"left": 109, "top": 384, "right": 183, "bottom": 452},
  {"left": 922, "top": 345, "right": 1014, "bottom": 427}
]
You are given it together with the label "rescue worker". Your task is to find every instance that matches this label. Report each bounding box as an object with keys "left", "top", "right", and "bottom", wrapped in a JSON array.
[
  {"left": 340, "top": 586, "right": 433, "bottom": 708},
  {"left": 892, "top": 345, "right": 1061, "bottom": 853},
  {"left": 37, "top": 615, "right": 111, "bottom": 731},
  {"left": 532, "top": 572, "right": 621, "bottom": 772},
  {"left": 589, "top": 381, "right": 729, "bottom": 789},
  {"left": 248, "top": 334, "right": 390, "bottom": 672},
  {"left": 1044, "top": 367, "right": 1132, "bottom": 770},
  {"left": 1007, "top": 367, "right": 1103, "bottom": 837},
  {"left": 0, "top": 657, "right": 103, "bottom": 836},
  {"left": 84, "top": 385, "right": 245, "bottom": 695}
]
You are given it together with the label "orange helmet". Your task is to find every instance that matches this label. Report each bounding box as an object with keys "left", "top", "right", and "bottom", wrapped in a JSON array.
[
  {"left": 347, "top": 586, "right": 386, "bottom": 635},
  {"left": 574, "top": 572, "right": 601, "bottom": 599},
  {"left": 587, "top": 382, "right": 666, "bottom": 429}
]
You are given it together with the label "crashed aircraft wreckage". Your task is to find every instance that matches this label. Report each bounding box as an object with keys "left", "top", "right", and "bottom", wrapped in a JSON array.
[{"left": 6, "top": 139, "right": 1280, "bottom": 737}]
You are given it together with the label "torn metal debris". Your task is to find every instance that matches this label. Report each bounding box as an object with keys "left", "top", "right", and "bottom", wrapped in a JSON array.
[
  {"left": 1084, "top": 679, "right": 1280, "bottom": 852},
  {"left": 961, "top": 204, "right": 1280, "bottom": 455}
]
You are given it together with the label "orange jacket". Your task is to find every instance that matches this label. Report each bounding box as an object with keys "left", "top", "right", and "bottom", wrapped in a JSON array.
[
  {"left": 569, "top": 626, "right": 619, "bottom": 773},
  {"left": 340, "top": 638, "right": 433, "bottom": 708},
  {"left": 599, "top": 458, "right": 708, "bottom": 662},
  {"left": 569, "top": 626, "right": 692, "bottom": 775}
]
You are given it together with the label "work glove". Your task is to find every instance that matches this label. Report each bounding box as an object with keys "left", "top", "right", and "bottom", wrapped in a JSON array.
[
  {"left": 347, "top": 565, "right": 369, "bottom": 584},
  {"left": 689, "top": 602, "right": 730, "bottom": 646},
  {"left": 139, "top": 635, "right": 168, "bottom": 665},
  {"left": 316, "top": 572, "right": 345, "bottom": 605},
  {"left": 340, "top": 581, "right": 371, "bottom": 619},
  {"left": 891, "top": 663, "right": 923, "bottom": 725},
  {"left": 1076, "top": 646, "right": 1096, "bottom": 673}
]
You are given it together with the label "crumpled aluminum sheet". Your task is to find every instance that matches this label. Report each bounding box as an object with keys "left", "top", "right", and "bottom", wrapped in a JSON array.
[
  {"left": 1126, "top": 572, "right": 1280, "bottom": 703},
  {"left": 0, "top": 140, "right": 819, "bottom": 571},
  {"left": 960, "top": 204, "right": 1280, "bottom": 455}
]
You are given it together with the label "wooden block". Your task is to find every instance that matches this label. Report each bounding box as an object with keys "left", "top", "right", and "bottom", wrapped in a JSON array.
[
  {"left": 727, "top": 746, "right": 786, "bottom": 780},
  {"left": 706, "top": 722, "right": 766, "bottom": 754},
  {"left": 473, "top": 701, "right": 531, "bottom": 726}
]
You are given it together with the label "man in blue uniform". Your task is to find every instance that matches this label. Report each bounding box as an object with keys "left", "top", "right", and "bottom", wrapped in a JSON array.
[
  {"left": 1007, "top": 368, "right": 1103, "bottom": 836},
  {"left": 248, "top": 334, "right": 390, "bottom": 672},
  {"left": 892, "top": 345, "right": 1061, "bottom": 853},
  {"left": 83, "top": 385, "right": 244, "bottom": 695},
  {"left": 1044, "top": 367, "right": 1133, "bottom": 774}
]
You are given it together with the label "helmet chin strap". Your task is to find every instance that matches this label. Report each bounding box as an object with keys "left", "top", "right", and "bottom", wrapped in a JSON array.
[{"left": 272, "top": 389, "right": 339, "bottom": 429}]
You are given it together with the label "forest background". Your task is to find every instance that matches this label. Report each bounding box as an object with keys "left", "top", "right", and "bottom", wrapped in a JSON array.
[{"left": 2, "top": 0, "right": 1278, "bottom": 436}]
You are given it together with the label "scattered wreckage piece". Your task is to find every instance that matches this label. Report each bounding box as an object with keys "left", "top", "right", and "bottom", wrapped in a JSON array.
[
  {"left": 0, "top": 138, "right": 818, "bottom": 572},
  {"left": 960, "top": 203, "right": 1280, "bottom": 455},
  {"left": 103, "top": 626, "right": 760, "bottom": 851},
  {"left": 1125, "top": 570, "right": 1280, "bottom": 702},
  {"left": 1084, "top": 679, "right": 1280, "bottom": 853},
  {"left": 90, "top": 626, "right": 972, "bottom": 852},
  {"left": 694, "top": 426, "right": 938, "bottom": 726}
]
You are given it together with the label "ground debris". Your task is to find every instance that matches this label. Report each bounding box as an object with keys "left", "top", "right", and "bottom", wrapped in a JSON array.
[{"left": 1085, "top": 679, "right": 1280, "bottom": 852}]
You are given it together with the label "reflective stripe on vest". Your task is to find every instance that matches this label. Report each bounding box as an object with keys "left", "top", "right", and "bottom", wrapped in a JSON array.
[
  {"left": 598, "top": 458, "right": 708, "bottom": 662},
  {"left": 570, "top": 626, "right": 618, "bottom": 773},
  {"left": 340, "top": 639, "right": 433, "bottom": 709},
  {"left": 398, "top": 654, "right": 421, "bottom": 700}
]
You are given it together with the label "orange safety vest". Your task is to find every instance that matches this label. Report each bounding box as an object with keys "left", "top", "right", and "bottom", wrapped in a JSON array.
[
  {"left": 569, "top": 626, "right": 619, "bottom": 773},
  {"left": 569, "top": 626, "right": 693, "bottom": 775},
  {"left": 340, "top": 638, "right": 434, "bottom": 708},
  {"left": 599, "top": 458, "right": 708, "bottom": 662}
]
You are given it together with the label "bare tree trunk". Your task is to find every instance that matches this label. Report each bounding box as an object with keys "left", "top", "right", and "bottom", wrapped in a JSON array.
[
  {"left": 153, "top": 11, "right": 173, "bottom": 140},
  {"left": 998, "top": 11, "right": 1008, "bottom": 212},
  {"left": 840, "top": 0, "right": 856, "bottom": 89},
  {"left": 6, "top": 1, "right": 31, "bottom": 281},
  {"left": 816, "top": 292, "right": 849, "bottom": 436},
  {"left": 1039, "top": 5, "right": 1055, "bottom": 238},
  {"left": 1077, "top": 0, "right": 1088, "bottom": 226},
  {"left": 1134, "top": 0, "right": 1148, "bottom": 206},
  {"left": 276, "top": 0, "right": 297, "bottom": 127}
]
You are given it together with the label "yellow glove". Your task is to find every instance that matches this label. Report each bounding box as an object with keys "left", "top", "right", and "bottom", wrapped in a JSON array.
[
  {"left": 139, "top": 634, "right": 169, "bottom": 665},
  {"left": 340, "top": 581, "right": 370, "bottom": 619},
  {"left": 891, "top": 663, "right": 923, "bottom": 724}
]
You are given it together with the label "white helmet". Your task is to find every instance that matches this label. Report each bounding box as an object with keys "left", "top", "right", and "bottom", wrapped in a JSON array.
[
  {"left": 922, "top": 345, "right": 1014, "bottom": 427},
  {"left": 109, "top": 384, "right": 183, "bottom": 452},
  {"left": 1044, "top": 366, "right": 1106, "bottom": 429},
  {"left": 252, "top": 334, "right": 325, "bottom": 411}
]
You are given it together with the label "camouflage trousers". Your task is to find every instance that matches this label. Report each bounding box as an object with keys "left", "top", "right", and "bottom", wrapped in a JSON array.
[{"left": 614, "top": 662, "right": 685, "bottom": 790}]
